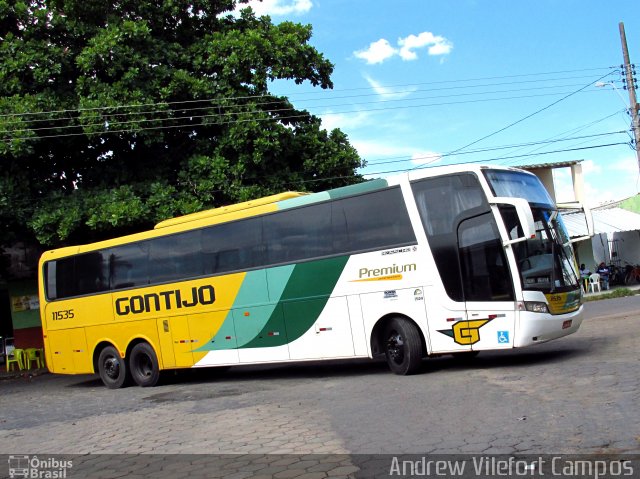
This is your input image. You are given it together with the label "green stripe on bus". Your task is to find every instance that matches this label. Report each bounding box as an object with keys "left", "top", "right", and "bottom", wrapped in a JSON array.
[
  {"left": 241, "top": 255, "right": 349, "bottom": 349},
  {"left": 326, "top": 179, "right": 388, "bottom": 199},
  {"left": 231, "top": 265, "right": 295, "bottom": 348},
  {"left": 195, "top": 266, "right": 296, "bottom": 351}
]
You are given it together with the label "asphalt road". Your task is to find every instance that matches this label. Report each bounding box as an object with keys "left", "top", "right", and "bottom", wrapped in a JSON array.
[{"left": 1, "top": 297, "right": 639, "bottom": 477}]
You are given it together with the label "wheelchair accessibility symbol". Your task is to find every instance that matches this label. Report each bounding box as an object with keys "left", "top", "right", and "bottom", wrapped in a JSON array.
[{"left": 497, "top": 331, "right": 510, "bottom": 344}]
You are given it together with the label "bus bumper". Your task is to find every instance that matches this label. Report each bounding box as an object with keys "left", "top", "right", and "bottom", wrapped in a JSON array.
[{"left": 515, "top": 306, "right": 584, "bottom": 347}]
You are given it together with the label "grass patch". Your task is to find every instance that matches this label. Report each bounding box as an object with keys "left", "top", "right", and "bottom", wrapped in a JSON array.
[{"left": 584, "top": 287, "right": 640, "bottom": 301}]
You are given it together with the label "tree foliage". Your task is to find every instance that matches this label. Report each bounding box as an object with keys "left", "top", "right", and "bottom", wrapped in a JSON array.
[{"left": 0, "top": 0, "right": 364, "bottom": 247}]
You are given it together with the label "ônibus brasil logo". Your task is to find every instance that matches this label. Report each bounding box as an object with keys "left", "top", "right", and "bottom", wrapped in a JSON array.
[{"left": 8, "top": 455, "right": 72, "bottom": 478}]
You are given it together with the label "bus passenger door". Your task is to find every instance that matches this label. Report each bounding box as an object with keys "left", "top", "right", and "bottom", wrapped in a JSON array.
[
  {"left": 156, "top": 317, "right": 176, "bottom": 368},
  {"left": 457, "top": 213, "right": 516, "bottom": 351},
  {"left": 162, "top": 315, "right": 194, "bottom": 367}
]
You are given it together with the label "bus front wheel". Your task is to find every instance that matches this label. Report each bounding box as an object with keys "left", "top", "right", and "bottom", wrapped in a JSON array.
[
  {"left": 383, "top": 317, "right": 423, "bottom": 375},
  {"left": 98, "top": 346, "right": 128, "bottom": 389},
  {"left": 129, "top": 342, "right": 160, "bottom": 387}
]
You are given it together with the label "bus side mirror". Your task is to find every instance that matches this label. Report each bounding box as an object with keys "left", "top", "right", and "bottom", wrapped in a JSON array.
[{"left": 489, "top": 197, "right": 536, "bottom": 246}]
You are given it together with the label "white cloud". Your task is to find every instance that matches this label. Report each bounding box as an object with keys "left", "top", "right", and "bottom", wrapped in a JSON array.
[
  {"left": 581, "top": 159, "right": 602, "bottom": 175},
  {"left": 552, "top": 169, "right": 575, "bottom": 203},
  {"left": 364, "top": 75, "right": 415, "bottom": 99},
  {"left": 354, "top": 39, "right": 397, "bottom": 65},
  {"left": 398, "top": 32, "right": 453, "bottom": 61},
  {"left": 354, "top": 31, "right": 453, "bottom": 65},
  {"left": 236, "top": 0, "right": 312, "bottom": 16},
  {"left": 319, "top": 111, "right": 373, "bottom": 131},
  {"left": 578, "top": 156, "right": 639, "bottom": 206},
  {"left": 609, "top": 154, "right": 639, "bottom": 174}
]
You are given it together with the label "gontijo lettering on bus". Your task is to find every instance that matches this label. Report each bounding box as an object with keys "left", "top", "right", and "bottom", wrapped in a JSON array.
[{"left": 114, "top": 285, "right": 215, "bottom": 316}]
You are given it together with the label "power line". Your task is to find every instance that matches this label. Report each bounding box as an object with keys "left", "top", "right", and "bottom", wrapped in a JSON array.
[
  {"left": 496, "top": 109, "right": 630, "bottom": 165},
  {"left": 0, "top": 67, "right": 619, "bottom": 121},
  {"left": 365, "top": 131, "right": 627, "bottom": 167},
  {"left": 2, "top": 140, "right": 630, "bottom": 211},
  {"left": 363, "top": 142, "right": 630, "bottom": 178},
  {"left": 275, "top": 66, "right": 619, "bottom": 97},
  {"left": 0, "top": 88, "right": 615, "bottom": 142},
  {"left": 4, "top": 78, "right": 605, "bottom": 130},
  {"left": 412, "top": 70, "right": 619, "bottom": 170}
]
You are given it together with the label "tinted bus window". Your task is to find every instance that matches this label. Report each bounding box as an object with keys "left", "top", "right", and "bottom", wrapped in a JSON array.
[
  {"left": 110, "top": 243, "right": 150, "bottom": 289},
  {"left": 45, "top": 252, "right": 108, "bottom": 300},
  {"left": 458, "top": 213, "right": 514, "bottom": 301},
  {"left": 264, "top": 203, "right": 333, "bottom": 264},
  {"left": 411, "top": 173, "right": 489, "bottom": 302},
  {"left": 149, "top": 231, "right": 203, "bottom": 283},
  {"left": 75, "top": 251, "right": 110, "bottom": 295},
  {"left": 201, "top": 217, "right": 264, "bottom": 274},
  {"left": 333, "top": 188, "right": 416, "bottom": 252}
]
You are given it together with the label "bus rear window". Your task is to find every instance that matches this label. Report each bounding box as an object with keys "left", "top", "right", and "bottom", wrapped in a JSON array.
[{"left": 45, "top": 251, "right": 109, "bottom": 300}]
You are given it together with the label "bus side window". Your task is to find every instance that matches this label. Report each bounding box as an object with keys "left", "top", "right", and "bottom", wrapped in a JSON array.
[
  {"left": 149, "top": 231, "right": 203, "bottom": 283},
  {"left": 332, "top": 188, "right": 416, "bottom": 253},
  {"left": 109, "top": 243, "right": 150, "bottom": 289},
  {"left": 75, "top": 251, "right": 109, "bottom": 295},
  {"left": 411, "top": 173, "right": 490, "bottom": 302},
  {"left": 202, "top": 217, "right": 263, "bottom": 274},
  {"left": 264, "top": 203, "right": 332, "bottom": 265}
]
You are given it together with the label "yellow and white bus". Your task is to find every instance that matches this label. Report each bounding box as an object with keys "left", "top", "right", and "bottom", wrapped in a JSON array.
[{"left": 38, "top": 164, "right": 585, "bottom": 388}]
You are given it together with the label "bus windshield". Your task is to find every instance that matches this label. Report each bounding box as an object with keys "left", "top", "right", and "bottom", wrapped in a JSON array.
[
  {"left": 511, "top": 208, "right": 579, "bottom": 292},
  {"left": 484, "top": 169, "right": 580, "bottom": 293}
]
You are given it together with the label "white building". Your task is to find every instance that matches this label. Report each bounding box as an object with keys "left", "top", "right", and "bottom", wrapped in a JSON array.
[{"left": 522, "top": 160, "right": 640, "bottom": 280}]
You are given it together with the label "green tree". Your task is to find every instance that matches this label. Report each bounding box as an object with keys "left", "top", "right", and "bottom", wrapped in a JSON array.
[{"left": 0, "top": 0, "right": 364, "bottom": 247}]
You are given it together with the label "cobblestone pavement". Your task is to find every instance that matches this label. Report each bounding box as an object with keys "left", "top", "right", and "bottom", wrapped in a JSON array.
[{"left": 0, "top": 298, "right": 639, "bottom": 477}]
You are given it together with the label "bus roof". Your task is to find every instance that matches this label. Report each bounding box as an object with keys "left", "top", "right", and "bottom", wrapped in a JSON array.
[{"left": 154, "top": 191, "right": 307, "bottom": 229}]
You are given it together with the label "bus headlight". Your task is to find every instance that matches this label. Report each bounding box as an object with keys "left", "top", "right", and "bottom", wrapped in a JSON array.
[{"left": 524, "top": 301, "right": 549, "bottom": 313}]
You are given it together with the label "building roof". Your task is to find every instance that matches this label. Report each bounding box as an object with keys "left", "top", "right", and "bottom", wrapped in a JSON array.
[
  {"left": 520, "top": 160, "right": 583, "bottom": 170},
  {"left": 562, "top": 207, "right": 640, "bottom": 238}
]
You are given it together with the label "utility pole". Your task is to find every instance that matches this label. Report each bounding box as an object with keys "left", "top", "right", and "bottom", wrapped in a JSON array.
[{"left": 619, "top": 22, "right": 640, "bottom": 172}]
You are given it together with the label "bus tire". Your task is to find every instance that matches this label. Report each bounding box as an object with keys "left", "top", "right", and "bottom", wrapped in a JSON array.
[
  {"left": 98, "top": 346, "right": 128, "bottom": 389},
  {"left": 129, "top": 342, "right": 160, "bottom": 387},
  {"left": 383, "top": 317, "right": 423, "bottom": 375}
]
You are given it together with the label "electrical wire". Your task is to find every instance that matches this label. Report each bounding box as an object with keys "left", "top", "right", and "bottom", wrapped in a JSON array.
[
  {"left": 0, "top": 88, "right": 618, "bottom": 141},
  {"left": 362, "top": 142, "right": 631, "bottom": 178},
  {"left": 497, "top": 109, "right": 630, "bottom": 165},
  {"left": 0, "top": 67, "right": 619, "bottom": 121},
  {"left": 1, "top": 140, "right": 630, "bottom": 212},
  {"left": 411, "top": 70, "right": 619, "bottom": 170},
  {"left": 365, "top": 131, "right": 628, "bottom": 167}
]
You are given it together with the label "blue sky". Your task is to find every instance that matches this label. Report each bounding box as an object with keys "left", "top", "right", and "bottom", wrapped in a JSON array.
[{"left": 240, "top": 0, "right": 640, "bottom": 206}]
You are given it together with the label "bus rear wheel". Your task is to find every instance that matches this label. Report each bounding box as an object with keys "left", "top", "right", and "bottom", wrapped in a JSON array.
[
  {"left": 98, "top": 346, "right": 128, "bottom": 389},
  {"left": 129, "top": 342, "right": 160, "bottom": 387},
  {"left": 383, "top": 317, "right": 423, "bottom": 375}
]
